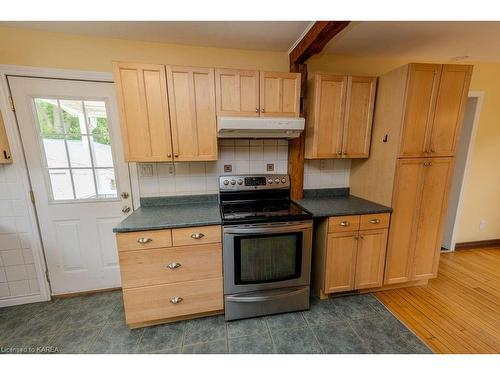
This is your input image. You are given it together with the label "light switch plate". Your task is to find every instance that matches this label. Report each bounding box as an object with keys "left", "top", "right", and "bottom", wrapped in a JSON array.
[{"left": 139, "top": 164, "right": 154, "bottom": 177}]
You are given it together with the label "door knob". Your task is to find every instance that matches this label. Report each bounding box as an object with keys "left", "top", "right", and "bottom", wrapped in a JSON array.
[
  {"left": 121, "top": 192, "right": 129, "bottom": 199},
  {"left": 122, "top": 205, "right": 131, "bottom": 214}
]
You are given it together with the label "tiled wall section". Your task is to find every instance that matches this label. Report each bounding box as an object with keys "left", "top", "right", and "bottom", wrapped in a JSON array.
[
  {"left": 138, "top": 139, "right": 351, "bottom": 197},
  {"left": 0, "top": 163, "right": 40, "bottom": 299}
]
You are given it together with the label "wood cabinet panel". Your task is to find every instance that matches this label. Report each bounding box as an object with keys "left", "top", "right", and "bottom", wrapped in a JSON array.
[
  {"left": 123, "top": 277, "right": 223, "bottom": 325},
  {"left": 166, "top": 66, "right": 217, "bottom": 161},
  {"left": 0, "top": 111, "right": 12, "bottom": 163},
  {"left": 354, "top": 228, "right": 388, "bottom": 289},
  {"left": 112, "top": 62, "right": 173, "bottom": 162},
  {"left": 385, "top": 159, "right": 426, "bottom": 284},
  {"left": 260, "top": 72, "right": 300, "bottom": 117},
  {"left": 324, "top": 232, "right": 358, "bottom": 293},
  {"left": 328, "top": 215, "right": 360, "bottom": 233},
  {"left": 116, "top": 229, "right": 172, "bottom": 252},
  {"left": 215, "top": 68, "right": 259, "bottom": 117},
  {"left": 342, "top": 76, "right": 377, "bottom": 158},
  {"left": 171, "top": 225, "right": 221, "bottom": 247},
  {"left": 413, "top": 157, "right": 454, "bottom": 279},
  {"left": 399, "top": 64, "right": 441, "bottom": 157},
  {"left": 119, "top": 243, "right": 222, "bottom": 288},
  {"left": 430, "top": 65, "right": 473, "bottom": 157}
]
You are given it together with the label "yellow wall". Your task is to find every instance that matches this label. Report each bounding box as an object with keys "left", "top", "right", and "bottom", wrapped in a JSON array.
[
  {"left": 1, "top": 25, "right": 498, "bottom": 242},
  {"left": 309, "top": 53, "right": 500, "bottom": 242}
]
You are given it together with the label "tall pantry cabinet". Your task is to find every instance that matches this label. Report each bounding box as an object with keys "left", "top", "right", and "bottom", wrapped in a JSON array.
[{"left": 350, "top": 63, "right": 472, "bottom": 285}]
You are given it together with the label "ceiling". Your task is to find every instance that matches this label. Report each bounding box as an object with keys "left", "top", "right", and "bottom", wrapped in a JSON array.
[
  {"left": 323, "top": 21, "right": 500, "bottom": 62},
  {"left": 2, "top": 21, "right": 312, "bottom": 51}
]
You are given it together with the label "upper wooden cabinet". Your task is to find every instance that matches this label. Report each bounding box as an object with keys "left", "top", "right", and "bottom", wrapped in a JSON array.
[
  {"left": 113, "top": 62, "right": 217, "bottom": 162},
  {"left": 166, "top": 66, "right": 217, "bottom": 161},
  {"left": 304, "top": 74, "right": 377, "bottom": 159},
  {"left": 399, "top": 63, "right": 472, "bottom": 157},
  {"left": 215, "top": 68, "right": 259, "bottom": 117},
  {"left": 113, "top": 62, "right": 173, "bottom": 162},
  {"left": 0, "top": 111, "right": 13, "bottom": 164},
  {"left": 215, "top": 69, "right": 301, "bottom": 118}
]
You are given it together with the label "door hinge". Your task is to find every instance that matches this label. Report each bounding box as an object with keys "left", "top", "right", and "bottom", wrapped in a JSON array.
[
  {"left": 29, "top": 190, "right": 35, "bottom": 204},
  {"left": 8, "top": 96, "right": 15, "bottom": 112}
]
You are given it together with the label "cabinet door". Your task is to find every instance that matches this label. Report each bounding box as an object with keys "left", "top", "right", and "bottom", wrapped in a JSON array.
[
  {"left": 166, "top": 66, "right": 217, "bottom": 161},
  {"left": 324, "top": 231, "right": 358, "bottom": 293},
  {"left": 413, "top": 157, "right": 454, "bottom": 280},
  {"left": 259, "top": 72, "right": 300, "bottom": 117},
  {"left": 341, "top": 76, "right": 377, "bottom": 158},
  {"left": 385, "top": 159, "right": 426, "bottom": 284},
  {"left": 215, "top": 68, "right": 259, "bottom": 117},
  {"left": 0, "top": 111, "right": 12, "bottom": 163},
  {"left": 429, "top": 65, "right": 472, "bottom": 157},
  {"left": 399, "top": 64, "right": 441, "bottom": 157},
  {"left": 305, "top": 75, "right": 347, "bottom": 158},
  {"left": 112, "top": 62, "right": 173, "bottom": 162},
  {"left": 354, "top": 228, "right": 388, "bottom": 289}
]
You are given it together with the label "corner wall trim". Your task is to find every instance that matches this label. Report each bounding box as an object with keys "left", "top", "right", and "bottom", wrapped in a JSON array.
[{"left": 455, "top": 239, "right": 500, "bottom": 250}]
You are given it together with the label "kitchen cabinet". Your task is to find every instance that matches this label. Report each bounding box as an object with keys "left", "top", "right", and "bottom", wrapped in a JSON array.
[
  {"left": 0, "top": 111, "right": 13, "bottom": 163},
  {"left": 384, "top": 158, "right": 454, "bottom": 284},
  {"left": 304, "top": 74, "right": 377, "bottom": 159},
  {"left": 116, "top": 225, "right": 223, "bottom": 328},
  {"left": 215, "top": 69, "right": 301, "bottom": 118},
  {"left": 112, "top": 62, "right": 173, "bottom": 162},
  {"left": 399, "top": 64, "right": 472, "bottom": 158},
  {"left": 350, "top": 63, "right": 471, "bottom": 287},
  {"left": 215, "top": 68, "right": 260, "bottom": 117},
  {"left": 166, "top": 66, "right": 218, "bottom": 161},
  {"left": 312, "top": 213, "right": 390, "bottom": 298},
  {"left": 113, "top": 62, "right": 217, "bottom": 162}
]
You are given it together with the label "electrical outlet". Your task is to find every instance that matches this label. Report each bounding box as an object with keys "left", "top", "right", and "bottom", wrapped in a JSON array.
[
  {"left": 224, "top": 164, "right": 232, "bottom": 173},
  {"left": 168, "top": 165, "right": 174, "bottom": 175},
  {"left": 320, "top": 160, "right": 327, "bottom": 170},
  {"left": 266, "top": 163, "right": 274, "bottom": 172},
  {"left": 139, "top": 164, "right": 154, "bottom": 177},
  {"left": 479, "top": 220, "right": 486, "bottom": 231}
]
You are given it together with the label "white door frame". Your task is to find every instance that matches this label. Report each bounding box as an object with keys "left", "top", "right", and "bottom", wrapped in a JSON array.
[
  {"left": 0, "top": 64, "right": 140, "bottom": 306},
  {"left": 443, "top": 90, "right": 484, "bottom": 252}
]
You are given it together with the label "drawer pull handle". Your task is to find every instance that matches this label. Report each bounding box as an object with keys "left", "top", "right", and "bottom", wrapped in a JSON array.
[
  {"left": 137, "top": 237, "right": 152, "bottom": 244},
  {"left": 191, "top": 233, "right": 205, "bottom": 239},
  {"left": 369, "top": 219, "right": 381, "bottom": 224},
  {"left": 339, "top": 221, "right": 350, "bottom": 227},
  {"left": 170, "top": 297, "right": 183, "bottom": 304},
  {"left": 167, "top": 262, "right": 181, "bottom": 270}
]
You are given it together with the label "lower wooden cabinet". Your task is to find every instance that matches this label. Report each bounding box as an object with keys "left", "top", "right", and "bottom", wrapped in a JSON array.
[
  {"left": 116, "top": 225, "right": 223, "bottom": 328},
  {"left": 313, "top": 213, "right": 390, "bottom": 298}
]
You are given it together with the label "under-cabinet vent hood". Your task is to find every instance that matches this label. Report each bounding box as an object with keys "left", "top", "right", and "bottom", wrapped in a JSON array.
[{"left": 217, "top": 116, "right": 305, "bottom": 139}]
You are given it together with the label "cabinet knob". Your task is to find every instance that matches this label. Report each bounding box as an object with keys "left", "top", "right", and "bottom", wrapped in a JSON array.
[
  {"left": 369, "top": 218, "right": 380, "bottom": 224},
  {"left": 137, "top": 237, "right": 152, "bottom": 244},
  {"left": 170, "top": 297, "right": 183, "bottom": 304},
  {"left": 359, "top": 235, "right": 364, "bottom": 239},
  {"left": 339, "top": 221, "right": 350, "bottom": 227},
  {"left": 255, "top": 108, "right": 259, "bottom": 113},
  {"left": 167, "top": 153, "right": 172, "bottom": 157},
  {"left": 261, "top": 108, "right": 265, "bottom": 113},
  {"left": 191, "top": 232, "right": 205, "bottom": 239},
  {"left": 174, "top": 154, "right": 179, "bottom": 158},
  {"left": 354, "top": 235, "right": 359, "bottom": 240},
  {"left": 167, "top": 262, "right": 181, "bottom": 270},
  {"left": 337, "top": 151, "right": 342, "bottom": 155},
  {"left": 342, "top": 152, "right": 347, "bottom": 155}
]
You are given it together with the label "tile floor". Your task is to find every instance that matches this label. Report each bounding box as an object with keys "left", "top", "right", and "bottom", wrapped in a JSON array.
[{"left": 0, "top": 291, "right": 432, "bottom": 354}]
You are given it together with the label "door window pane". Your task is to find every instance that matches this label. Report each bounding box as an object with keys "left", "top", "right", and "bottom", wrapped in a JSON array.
[{"left": 34, "top": 97, "right": 119, "bottom": 201}]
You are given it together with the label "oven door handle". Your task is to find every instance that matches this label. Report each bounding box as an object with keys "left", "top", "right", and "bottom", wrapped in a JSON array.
[
  {"left": 225, "top": 287, "right": 306, "bottom": 303},
  {"left": 223, "top": 222, "right": 311, "bottom": 235}
]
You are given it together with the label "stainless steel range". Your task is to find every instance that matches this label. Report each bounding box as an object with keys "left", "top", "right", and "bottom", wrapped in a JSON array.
[{"left": 219, "top": 174, "right": 313, "bottom": 321}]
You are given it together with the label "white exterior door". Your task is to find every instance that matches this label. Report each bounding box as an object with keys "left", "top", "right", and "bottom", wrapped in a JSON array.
[{"left": 9, "top": 76, "right": 132, "bottom": 295}]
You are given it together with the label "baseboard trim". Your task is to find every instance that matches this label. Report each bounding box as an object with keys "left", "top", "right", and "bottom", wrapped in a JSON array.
[
  {"left": 52, "top": 287, "right": 122, "bottom": 299},
  {"left": 455, "top": 239, "right": 500, "bottom": 250}
]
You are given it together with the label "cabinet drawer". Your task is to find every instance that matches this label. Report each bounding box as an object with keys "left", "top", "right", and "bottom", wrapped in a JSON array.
[
  {"left": 359, "top": 213, "right": 390, "bottom": 230},
  {"left": 123, "top": 278, "right": 223, "bottom": 325},
  {"left": 172, "top": 225, "right": 221, "bottom": 247},
  {"left": 116, "top": 229, "right": 172, "bottom": 252},
  {"left": 119, "top": 243, "right": 222, "bottom": 288},
  {"left": 328, "top": 215, "right": 360, "bottom": 233}
]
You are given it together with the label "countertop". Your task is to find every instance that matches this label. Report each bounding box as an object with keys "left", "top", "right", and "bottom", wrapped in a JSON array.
[
  {"left": 294, "top": 188, "right": 392, "bottom": 218},
  {"left": 113, "top": 195, "right": 221, "bottom": 233}
]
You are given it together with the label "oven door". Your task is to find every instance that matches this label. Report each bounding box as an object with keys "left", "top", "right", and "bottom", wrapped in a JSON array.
[{"left": 223, "top": 221, "right": 312, "bottom": 294}]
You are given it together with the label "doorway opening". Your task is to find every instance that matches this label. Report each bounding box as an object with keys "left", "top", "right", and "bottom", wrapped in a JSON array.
[{"left": 441, "top": 92, "right": 484, "bottom": 251}]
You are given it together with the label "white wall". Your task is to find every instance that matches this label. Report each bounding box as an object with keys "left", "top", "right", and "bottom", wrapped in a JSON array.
[{"left": 137, "top": 139, "right": 351, "bottom": 198}]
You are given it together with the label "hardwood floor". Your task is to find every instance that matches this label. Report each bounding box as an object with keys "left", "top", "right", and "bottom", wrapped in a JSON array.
[{"left": 375, "top": 247, "right": 500, "bottom": 354}]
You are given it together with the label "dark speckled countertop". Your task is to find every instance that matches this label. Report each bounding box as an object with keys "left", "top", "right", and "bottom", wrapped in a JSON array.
[
  {"left": 113, "top": 195, "right": 221, "bottom": 233},
  {"left": 294, "top": 188, "right": 392, "bottom": 218}
]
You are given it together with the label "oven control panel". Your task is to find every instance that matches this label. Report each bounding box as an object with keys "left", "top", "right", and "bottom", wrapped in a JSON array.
[{"left": 219, "top": 175, "right": 290, "bottom": 191}]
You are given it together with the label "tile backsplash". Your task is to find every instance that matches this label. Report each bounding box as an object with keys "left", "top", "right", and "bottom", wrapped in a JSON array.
[{"left": 137, "top": 139, "right": 350, "bottom": 197}]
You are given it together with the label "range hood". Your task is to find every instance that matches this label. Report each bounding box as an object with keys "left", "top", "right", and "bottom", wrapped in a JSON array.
[{"left": 217, "top": 116, "right": 305, "bottom": 139}]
